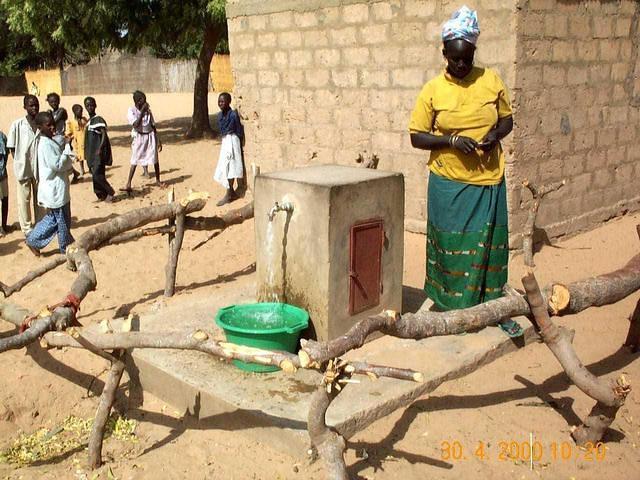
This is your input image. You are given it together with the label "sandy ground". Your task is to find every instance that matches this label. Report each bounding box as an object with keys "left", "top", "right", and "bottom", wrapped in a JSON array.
[{"left": 0, "top": 93, "right": 639, "bottom": 480}]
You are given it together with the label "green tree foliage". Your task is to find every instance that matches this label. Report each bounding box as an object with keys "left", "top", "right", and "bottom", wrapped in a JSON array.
[
  {"left": 0, "top": 15, "right": 41, "bottom": 75},
  {"left": 122, "top": 0, "right": 228, "bottom": 58},
  {"left": 1, "top": 0, "right": 121, "bottom": 68},
  {"left": 1, "top": 0, "right": 228, "bottom": 136}
]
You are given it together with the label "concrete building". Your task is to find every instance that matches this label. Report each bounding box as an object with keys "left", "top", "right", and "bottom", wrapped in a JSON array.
[{"left": 226, "top": 0, "right": 640, "bottom": 247}]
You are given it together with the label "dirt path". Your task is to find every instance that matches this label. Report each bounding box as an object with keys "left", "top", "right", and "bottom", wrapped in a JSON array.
[{"left": 1, "top": 94, "right": 639, "bottom": 479}]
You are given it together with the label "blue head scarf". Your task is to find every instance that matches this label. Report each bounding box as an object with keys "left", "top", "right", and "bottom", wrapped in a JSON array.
[{"left": 441, "top": 5, "right": 480, "bottom": 46}]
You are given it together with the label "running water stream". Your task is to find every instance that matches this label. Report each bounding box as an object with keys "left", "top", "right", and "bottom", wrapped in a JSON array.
[
  {"left": 263, "top": 206, "right": 293, "bottom": 303},
  {"left": 264, "top": 220, "right": 281, "bottom": 302}
]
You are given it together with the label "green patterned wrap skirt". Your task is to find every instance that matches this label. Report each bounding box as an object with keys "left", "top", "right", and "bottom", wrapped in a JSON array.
[{"left": 425, "top": 172, "right": 509, "bottom": 311}]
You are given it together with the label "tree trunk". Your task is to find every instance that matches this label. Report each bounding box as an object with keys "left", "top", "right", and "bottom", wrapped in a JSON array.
[{"left": 186, "top": 19, "right": 220, "bottom": 139}]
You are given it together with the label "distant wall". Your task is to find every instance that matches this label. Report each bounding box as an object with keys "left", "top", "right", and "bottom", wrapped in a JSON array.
[
  {"left": 25, "top": 69, "right": 62, "bottom": 96},
  {"left": 9, "top": 53, "right": 234, "bottom": 97},
  {"left": 0, "top": 76, "right": 27, "bottom": 96},
  {"left": 62, "top": 53, "right": 234, "bottom": 95}
]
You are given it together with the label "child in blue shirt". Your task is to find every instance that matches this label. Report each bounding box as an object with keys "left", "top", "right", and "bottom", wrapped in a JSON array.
[{"left": 25, "top": 112, "right": 75, "bottom": 255}]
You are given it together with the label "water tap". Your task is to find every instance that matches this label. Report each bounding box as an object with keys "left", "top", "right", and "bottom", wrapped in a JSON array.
[{"left": 267, "top": 201, "right": 294, "bottom": 221}]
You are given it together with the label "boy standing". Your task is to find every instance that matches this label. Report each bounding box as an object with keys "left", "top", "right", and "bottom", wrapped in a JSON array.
[
  {"left": 25, "top": 112, "right": 74, "bottom": 255},
  {"left": 84, "top": 96, "right": 115, "bottom": 202},
  {"left": 7, "top": 94, "right": 42, "bottom": 236}
]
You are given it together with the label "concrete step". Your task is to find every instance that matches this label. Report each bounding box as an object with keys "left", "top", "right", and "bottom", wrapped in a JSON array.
[{"left": 95, "top": 277, "right": 537, "bottom": 458}]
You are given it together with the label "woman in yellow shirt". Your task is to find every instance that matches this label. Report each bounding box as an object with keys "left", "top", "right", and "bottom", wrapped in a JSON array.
[
  {"left": 65, "top": 104, "right": 87, "bottom": 177},
  {"left": 409, "top": 6, "right": 521, "bottom": 336}
]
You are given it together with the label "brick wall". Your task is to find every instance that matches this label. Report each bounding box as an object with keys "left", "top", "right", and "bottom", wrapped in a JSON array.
[
  {"left": 227, "top": 0, "right": 640, "bottom": 245},
  {"left": 511, "top": 0, "right": 640, "bottom": 244},
  {"left": 227, "top": 0, "right": 517, "bottom": 234}
]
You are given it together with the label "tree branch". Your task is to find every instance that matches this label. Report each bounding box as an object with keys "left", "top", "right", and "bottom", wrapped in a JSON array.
[
  {"left": 299, "top": 252, "right": 640, "bottom": 367},
  {"left": 0, "top": 255, "right": 67, "bottom": 298},
  {"left": 308, "top": 359, "right": 354, "bottom": 480},
  {"left": 41, "top": 329, "right": 423, "bottom": 382},
  {"left": 107, "top": 225, "right": 175, "bottom": 246},
  {"left": 522, "top": 179, "right": 566, "bottom": 267},
  {"left": 0, "top": 193, "right": 209, "bottom": 298},
  {"left": 88, "top": 350, "right": 125, "bottom": 469},
  {"left": 189, "top": 202, "right": 255, "bottom": 251},
  {"left": 308, "top": 385, "right": 348, "bottom": 480},
  {"left": 522, "top": 271, "right": 631, "bottom": 445},
  {"left": 0, "top": 316, "right": 55, "bottom": 352},
  {"left": 164, "top": 208, "right": 185, "bottom": 297}
]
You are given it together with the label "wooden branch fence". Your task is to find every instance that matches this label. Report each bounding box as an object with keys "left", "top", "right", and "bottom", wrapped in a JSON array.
[{"left": 0, "top": 192, "right": 639, "bottom": 479}]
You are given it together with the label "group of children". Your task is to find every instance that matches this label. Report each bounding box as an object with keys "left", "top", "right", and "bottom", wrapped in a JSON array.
[{"left": 0, "top": 90, "right": 245, "bottom": 254}]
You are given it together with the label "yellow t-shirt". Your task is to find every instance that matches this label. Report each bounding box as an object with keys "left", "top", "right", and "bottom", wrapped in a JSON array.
[
  {"left": 409, "top": 67, "right": 512, "bottom": 185},
  {"left": 65, "top": 117, "right": 87, "bottom": 162}
]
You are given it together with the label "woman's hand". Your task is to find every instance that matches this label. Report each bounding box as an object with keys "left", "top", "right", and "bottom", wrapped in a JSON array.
[
  {"left": 157, "top": 140, "right": 163, "bottom": 153},
  {"left": 450, "top": 135, "right": 478, "bottom": 154},
  {"left": 478, "top": 131, "right": 499, "bottom": 152}
]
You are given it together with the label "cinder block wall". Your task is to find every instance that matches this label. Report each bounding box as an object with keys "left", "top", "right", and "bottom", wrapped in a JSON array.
[
  {"left": 227, "top": 0, "right": 640, "bottom": 245},
  {"left": 227, "top": 0, "right": 517, "bottom": 235},
  {"left": 511, "top": 0, "right": 640, "bottom": 243}
]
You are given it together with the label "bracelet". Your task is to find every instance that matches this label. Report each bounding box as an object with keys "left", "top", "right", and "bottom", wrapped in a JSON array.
[{"left": 448, "top": 135, "right": 458, "bottom": 147}]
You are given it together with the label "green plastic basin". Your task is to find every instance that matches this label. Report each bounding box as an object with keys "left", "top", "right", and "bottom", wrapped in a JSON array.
[{"left": 215, "top": 302, "right": 309, "bottom": 373}]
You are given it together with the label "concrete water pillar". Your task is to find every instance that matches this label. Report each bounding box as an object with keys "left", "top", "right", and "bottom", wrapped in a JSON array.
[{"left": 254, "top": 165, "right": 404, "bottom": 342}]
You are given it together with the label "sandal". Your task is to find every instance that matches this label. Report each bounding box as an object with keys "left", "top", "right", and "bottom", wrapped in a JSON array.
[{"left": 498, "top": 319, "right": 524, "bottom": 338}]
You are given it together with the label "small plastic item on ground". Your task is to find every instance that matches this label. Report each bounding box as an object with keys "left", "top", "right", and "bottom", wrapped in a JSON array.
[{"left": 215, "top": 302, "right": 309, "bottom": 372}]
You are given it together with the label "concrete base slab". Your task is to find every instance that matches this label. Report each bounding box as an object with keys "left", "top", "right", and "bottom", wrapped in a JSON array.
[{"left": 105, "top": 278, "right": 539, "bottom": 458}]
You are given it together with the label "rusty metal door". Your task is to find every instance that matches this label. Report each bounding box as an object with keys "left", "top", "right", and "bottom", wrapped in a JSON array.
[{"left": 349, "top": 219, "right": 383, "bottom": 315}]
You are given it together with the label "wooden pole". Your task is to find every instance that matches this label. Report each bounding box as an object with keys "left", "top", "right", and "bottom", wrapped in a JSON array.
[
  {"left": 308, "top": 359, "right": 352, "bottom": 480},
  {"left": 164, "top": 188, "right": 182, "bottom": 297},
  {"left": 88, "top": 350, "right": 125, "bottom": 469}
]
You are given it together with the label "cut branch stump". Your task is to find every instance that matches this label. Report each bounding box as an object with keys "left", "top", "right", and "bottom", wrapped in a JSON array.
[{"left": 521, "top": 179, "right": 566, "bottom": 267}]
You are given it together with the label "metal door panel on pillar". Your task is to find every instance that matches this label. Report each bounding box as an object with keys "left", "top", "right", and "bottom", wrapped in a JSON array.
[{"left": 349, "top": 219, "right": 383, "bottom": 315}]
